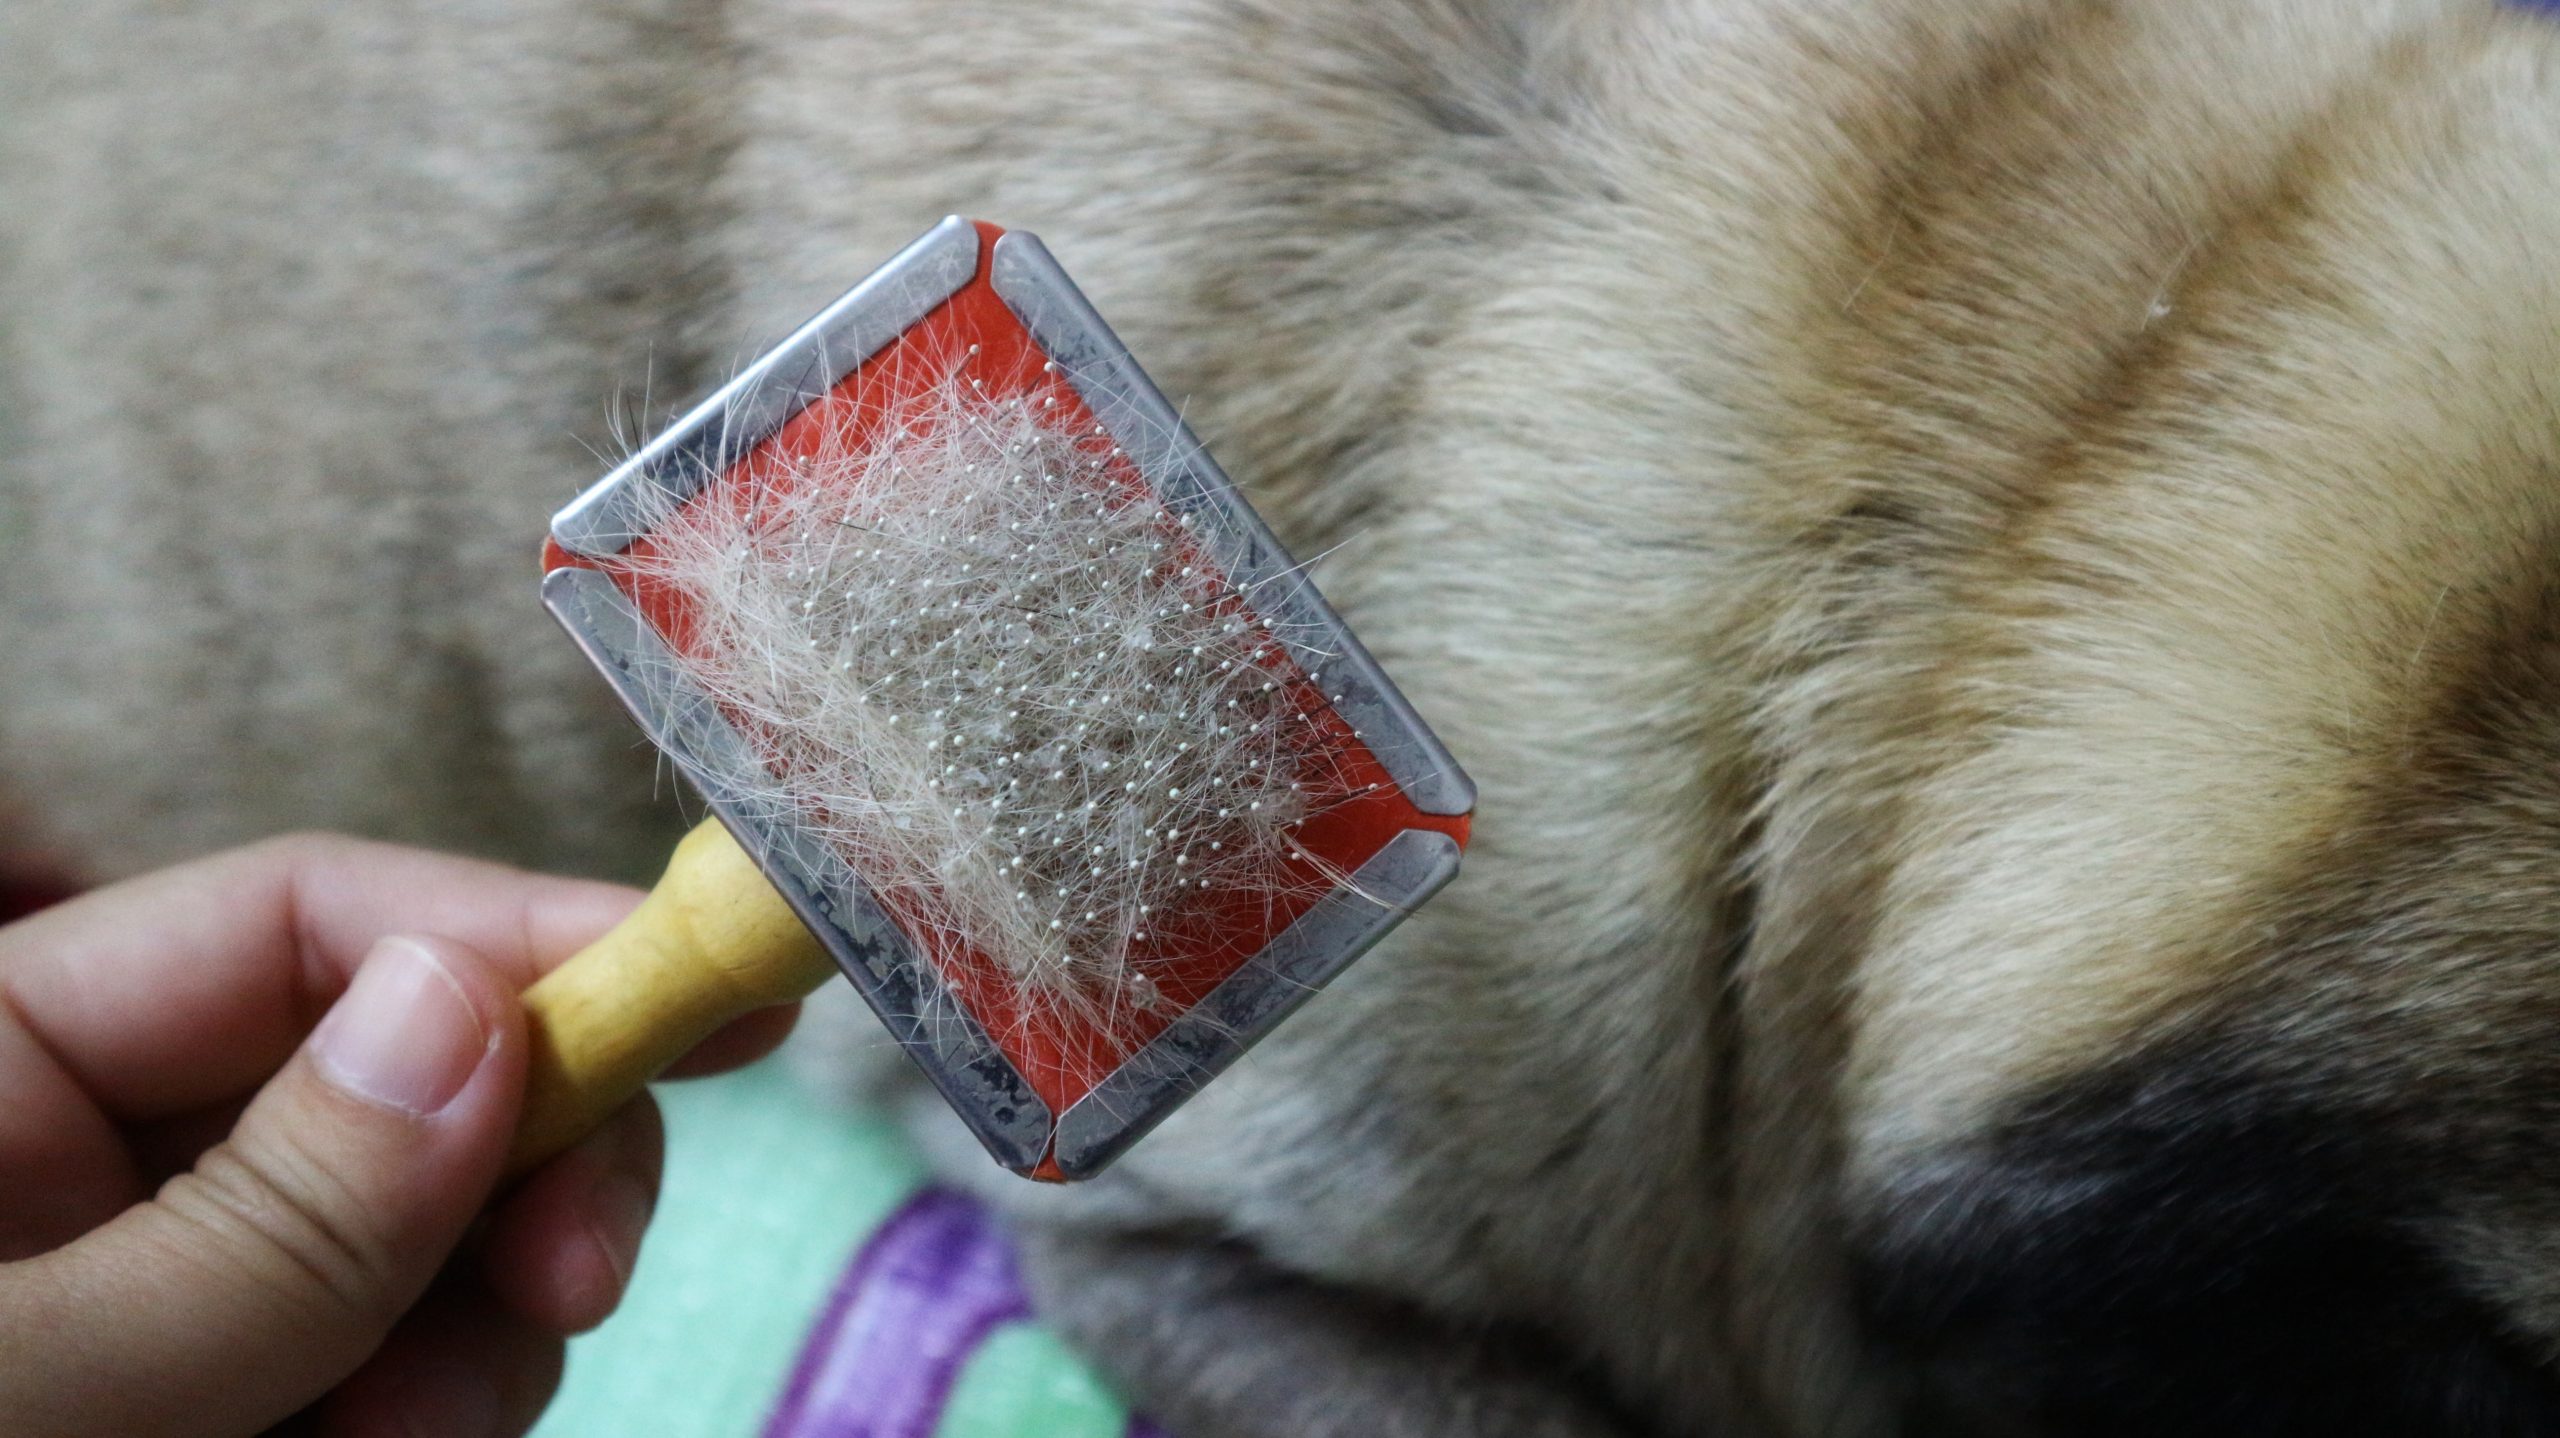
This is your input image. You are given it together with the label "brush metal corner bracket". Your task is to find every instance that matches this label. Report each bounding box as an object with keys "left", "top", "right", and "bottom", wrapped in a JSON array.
[
  {"left": 551, "top": 215, "right": 982, "bottom": 560},
  {"left": 540, "top": 565, "right": 1055, "bottom": 1172},
  {"left": 985, "top": 230, "right": 1475, "bottom": 821},
  {"left": 1048, "top": 826, "right": 1462, "bottom": 1177}
]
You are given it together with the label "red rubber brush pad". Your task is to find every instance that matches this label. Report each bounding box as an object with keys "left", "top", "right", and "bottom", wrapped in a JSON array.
[{"left": 548, "top": 223, "right": 1469, "bottom": 1126}]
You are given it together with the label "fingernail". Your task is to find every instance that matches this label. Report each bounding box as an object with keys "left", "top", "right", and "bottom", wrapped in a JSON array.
[
  {"left": 389, "top": 1364, "right": 502, "bottom": 1438},
  {"left": 311, "top": 937, "right": 491, "bottom": 1117}
]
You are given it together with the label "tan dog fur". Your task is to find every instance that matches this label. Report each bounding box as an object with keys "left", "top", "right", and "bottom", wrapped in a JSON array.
[{"left": 11, "top": 1, "right": 2560, "bottom": 1432}]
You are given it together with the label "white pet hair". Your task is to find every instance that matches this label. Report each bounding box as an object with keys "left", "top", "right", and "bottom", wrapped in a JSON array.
[{"left": 616, "top": 358, "right": 1352, "bottom": 1042}]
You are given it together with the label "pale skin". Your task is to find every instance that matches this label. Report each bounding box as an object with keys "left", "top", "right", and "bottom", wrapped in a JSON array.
[{"left": 0, "top": 834, "right": 800, "bottom": 1437}]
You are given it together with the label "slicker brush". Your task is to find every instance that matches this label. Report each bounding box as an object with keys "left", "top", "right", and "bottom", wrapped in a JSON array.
[{"left": 522, "top": 219, "right": 1473, "bottom": 1181}]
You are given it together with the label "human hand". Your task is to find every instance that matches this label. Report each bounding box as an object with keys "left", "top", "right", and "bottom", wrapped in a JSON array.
[{"left": 0, "top": 833, "right": 800, "bottom": 1437}]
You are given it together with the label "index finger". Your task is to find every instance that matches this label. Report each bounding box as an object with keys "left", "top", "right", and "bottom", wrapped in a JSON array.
[{"left": 0, "top": 833, "right": 645, "bottom": 1121}]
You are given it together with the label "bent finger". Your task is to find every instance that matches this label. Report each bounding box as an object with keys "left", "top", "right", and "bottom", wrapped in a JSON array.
[{"left": 0, "top": 833, "right": 640, "bottom": 1121}]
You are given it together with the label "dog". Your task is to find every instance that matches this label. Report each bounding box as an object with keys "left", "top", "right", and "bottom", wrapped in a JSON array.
[{"left": 11, "top": 1, "right": 2560, "bottom": 1432}]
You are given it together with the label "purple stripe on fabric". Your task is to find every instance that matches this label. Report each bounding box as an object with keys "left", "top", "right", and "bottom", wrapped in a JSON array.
[
  {"left": 762, "top": 1188, "right": 1032, "bottom": 1438},
  {"left": 1123, "top": 1417, "right": 1173, "bottom": 1438}
]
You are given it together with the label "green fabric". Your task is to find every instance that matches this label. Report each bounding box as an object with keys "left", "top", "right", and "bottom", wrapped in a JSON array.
[
  {"left": 528, "top": 1060, "right": 1147, "bottom": 1437},
  {"left": 935, "top": 1324, "right": 1134, "bottom": 1438},
  {"left": 532, "top": 1061, "right": 927, "bottom": 1437}
]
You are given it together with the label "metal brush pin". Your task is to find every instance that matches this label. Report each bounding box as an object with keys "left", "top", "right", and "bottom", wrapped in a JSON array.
[{"left": 520, "top": 219, "right": 1473, "bottom": 1181}]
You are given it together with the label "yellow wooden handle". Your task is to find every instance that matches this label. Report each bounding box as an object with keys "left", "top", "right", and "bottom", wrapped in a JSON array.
[{"left": 506, "top": 817, "right": 838, "bottom": 1177}]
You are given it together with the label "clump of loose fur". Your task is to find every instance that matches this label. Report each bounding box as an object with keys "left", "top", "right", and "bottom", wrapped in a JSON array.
[{"left": 619, "top": 362, "right": 1343, "bottom": 1035}]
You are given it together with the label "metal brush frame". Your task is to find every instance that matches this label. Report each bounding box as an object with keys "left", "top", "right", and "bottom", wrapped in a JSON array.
[{"left": 544, "top": 217, "right": 1474, "bottom": 1178}]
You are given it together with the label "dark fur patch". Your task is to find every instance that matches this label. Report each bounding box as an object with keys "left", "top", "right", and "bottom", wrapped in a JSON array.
[{"left": 1859, "top": 1039, "right": 2560, "bottom": 1437}]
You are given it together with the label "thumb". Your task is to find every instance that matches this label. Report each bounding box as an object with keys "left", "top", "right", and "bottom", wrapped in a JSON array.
[{"left": 5, "top": 934, "right": 527, "bottom": 1438}]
